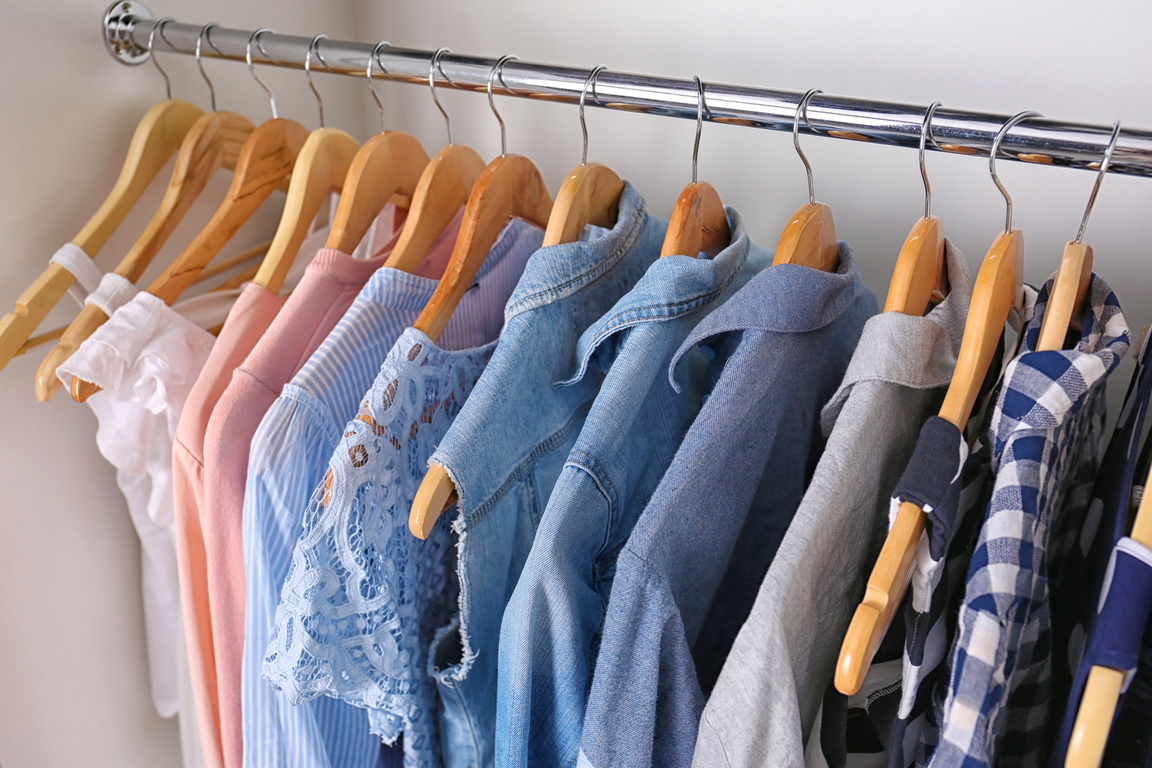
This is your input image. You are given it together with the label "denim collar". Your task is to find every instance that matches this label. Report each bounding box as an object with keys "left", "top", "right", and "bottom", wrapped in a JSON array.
[
  {"left": 668, "top": 241, "right": 868, "bottom": 390},
  {"left": 555, "top": 206, "right": 750, "bottom": 388},
  {"left": 504, "top": 181, "right": 648, "bottom": 320}
]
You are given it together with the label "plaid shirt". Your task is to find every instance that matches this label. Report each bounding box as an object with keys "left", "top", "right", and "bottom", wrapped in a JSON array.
[{"left": 930, "top": 275, "right": 1130, "bottom": 768}]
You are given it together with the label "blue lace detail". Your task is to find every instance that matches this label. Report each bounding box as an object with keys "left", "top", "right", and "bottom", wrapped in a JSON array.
[{"left": 264, "top": 328, "right": 492, "bottom": 767}]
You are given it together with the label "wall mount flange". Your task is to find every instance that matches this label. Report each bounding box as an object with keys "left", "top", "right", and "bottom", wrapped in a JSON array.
[{"left": 103, "top": 1, "right": 153, "bottom": 65}]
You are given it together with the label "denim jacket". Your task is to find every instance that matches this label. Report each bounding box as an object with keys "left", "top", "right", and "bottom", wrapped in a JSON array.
[
  {"left": 495, "top": 207, "right": 770, "bottom": 768},
  {"left": 425, "top": 182, "right": 667, "bottom": 768}
]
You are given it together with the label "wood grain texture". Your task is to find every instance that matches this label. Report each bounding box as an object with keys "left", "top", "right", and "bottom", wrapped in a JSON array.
[
  {"left": 773, "top": 201, "right": 840, "bottom": 271},
  {"left": 883, "top": 215, "right": 948, "bottom": 315},
  {"left": 543, "top": 162, "right": 624, "bottom": 247},
  {"left": 383, "top": 144, "right": 486, "bottom": 273},
  {"left": 660, "top": 181, "right": 730, "bottom": 258},
  {"left": 253, "top": 128, "right": 361, "bottom": 294},
  {"left": 326, "top": 132, "right": 431, "bottom": 256},
  {"left": 1037, "top": 241, "right": 1093, "bottom": 352}
]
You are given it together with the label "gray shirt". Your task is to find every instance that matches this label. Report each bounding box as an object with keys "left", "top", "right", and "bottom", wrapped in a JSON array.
[{"left": 691, "top": 241, "right": 974, "bottom": 768}]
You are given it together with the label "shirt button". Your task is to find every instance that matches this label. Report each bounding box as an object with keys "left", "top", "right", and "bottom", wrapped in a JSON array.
[{"left": 699, "top": 345, "right": 716, "bottom": 361}]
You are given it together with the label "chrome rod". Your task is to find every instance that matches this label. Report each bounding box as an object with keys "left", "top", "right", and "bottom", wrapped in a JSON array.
[{"left": 102, "top": 6, "right": 1152, "bottom": 177}]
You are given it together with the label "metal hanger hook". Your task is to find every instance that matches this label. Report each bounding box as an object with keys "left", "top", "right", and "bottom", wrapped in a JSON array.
[
  {"left": 487, "top": 55, "right": 519, "bottom": 157},
  {"left": 148, "top": 18, "right": 174, "bottom": 100},
  {"left": 1076, "top": 120, "right": 1123, "bottom": 244},
  {"left": 305, "top": 35, "right": 329, "bottom": 128},
  {"left": 990, "top": 110, "right": 1042, "bottom": 233},
  {"left": 919, "top": 101, "right": 943, "bottom": 219},
  {"left": 691, "top": 76, "right": 710, "bottom": 184},
  {"left": 367, "top": 41, "right": 393, "bottom": 134},
  {"left": 429, "top": 48, "right": 453, "bottom": 145},
  {"left": 195, "top": 23, "right": 219, "bottom": 112},
  {"left": 580, "top": 65, "right": 607, "bottom": 166},
  {"left": 793, "top": 89, "right": 822, "bottom": 205},
  {"left": 246, "top": 29, "right": 278, "bottom": 120}
]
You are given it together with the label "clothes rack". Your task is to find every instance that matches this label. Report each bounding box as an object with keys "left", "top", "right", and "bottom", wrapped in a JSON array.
[{"left": 102, "top": 3, "right": 1152, "bottom": 179}]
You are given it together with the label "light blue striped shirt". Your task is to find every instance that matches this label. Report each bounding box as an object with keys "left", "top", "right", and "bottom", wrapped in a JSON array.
[{"left": 242, "top": 219, "right": 542, "bottom": 768}]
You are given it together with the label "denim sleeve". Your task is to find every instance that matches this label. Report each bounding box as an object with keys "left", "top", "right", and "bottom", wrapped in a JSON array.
[
  {"left": 580, "top": 553, "right": 704, "bottom": 768},
  {"left": 497, "top": 469, "right": 614, "bottom": 768}
]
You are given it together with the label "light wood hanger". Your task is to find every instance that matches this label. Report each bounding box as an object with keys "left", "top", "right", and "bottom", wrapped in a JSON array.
[
  {"left": 884, "top": 102, "right": 949, "bottom": 316},
  {"left": 36, "top": 23, "right": 255, "bottom": 401},
  {"left": 836, "top": 111, "right": 1038, "bottom": 696},
  {"left": 773, "top": 90, "right": 839, "bottom": 272},
  {"left": 0, "top": 19, "right": 204, "bottom": 376},
  {"left": 251, "top": 35, "right": 361, "bottom": 295},
  {"left": 543, "top": 66, "right": 624, "bottom": 248},
  {"left": 383, "top": 48, "right": 486, "bottom": 273},
  {"left": 1065, "top": 456, "right": 1152, "bottom": 768},
  {"left": 408, "top": 55, "right": 554, "bottom": 541},
  {"left": 1038, "top": 122, "right": 1120, "bottom": 352},
  {"left": 325, "top": 42, "right": 430, "bottom": 256},
  {"left": 661, "top": 77, "right": 730, "bottom": 258}
]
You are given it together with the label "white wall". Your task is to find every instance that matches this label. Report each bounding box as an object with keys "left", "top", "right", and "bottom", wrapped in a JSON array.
[
  {"left": 3, "top": 1, "right": 1152, "bottom": 765},
  {"left": 0, "top": 2, "right": 367, "bottom": 766}
]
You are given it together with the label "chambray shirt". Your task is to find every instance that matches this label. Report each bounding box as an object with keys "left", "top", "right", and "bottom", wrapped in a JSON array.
[
  {"left": 424, "top": 182, "right": 666, "bottom": 768},
  {"left": 578, "top": 246, "right": 877, "bottom": 768},
  {"left": 242, "top": 221, "right": 540, "bottom": 768},
  {"left": 495, "top": 207, "right": 769, "bottom": 768},
  {"left": 931, "top": 275, "right": 1130, "bottom": 768}
]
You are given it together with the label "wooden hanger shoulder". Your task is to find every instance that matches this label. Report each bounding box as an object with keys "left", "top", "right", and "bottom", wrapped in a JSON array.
[
  {"left": 660, "top": 181, "right": 730, "bottom": 259},
  {"left": 0, "top": 99, "right": 205, "bottom": 376},
  {"left": 883, "top": 215, "right": 948, "bottom": 315},
  {"left": 383, "top": 144, "right": 486, "bottom": 273},
  {"left": 407, "top": 153, "right": 553, "bottom": 540},
  {"left": 773, "top": 201, "right": 839, "bottom": 271},
  {"left": 543, "top": 162, "right": 624, "bottom": 247},
  {"left": 836, "top": 228, "right": 1023, "bottom": 695},
  {"left": 147, "top": 118, "right": 311, "bottom": 306},
  {"left": 36, "top": 109, "right": 255, "bottom": 402},
  {"left": 325, "top": 131, "right": 431, "bottom": 256},
  {"left": 1037, "top": 241, "right": 1093, "bottom": 352},
  {"left": 252, "top": 128, "right": 361, "bottom": 295}
]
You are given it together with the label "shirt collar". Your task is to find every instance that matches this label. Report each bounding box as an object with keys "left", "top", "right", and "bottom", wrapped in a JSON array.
[
  {"left": 820, "top": 239, "right": 973, "bottom": 432},
  {"left": 668, "top": 240, "right": 870, "bottom": 391},
  {"left": 555, "top": 205, "right": 752, "bottom": 388},
  {"left": 992, "top": 272, "right": 1130, "bottom": 436}
]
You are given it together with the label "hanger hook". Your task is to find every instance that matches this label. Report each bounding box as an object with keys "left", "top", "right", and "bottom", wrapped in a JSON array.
[
  {"left": 367, "top": 41, "right": 392, "bottom": 134},
  {"left": 691, "top": 76, "right": 711, "bottom": 184},
  {"left": 305, "top": 35, "right": 329, "bottom": 128},
  {"left": 580, "top": 65, "right": 607, "bottom": 166},
  {"left": 246, "top": 29, "right": 278, "bottom": 120},
  {"left": 148, "top": 18, "right": 174, "bottom": 100},
  {"left": 487, "top": 55, "right": 519, "bottom": 157},
  {"left": 429, "top": 48, "right": 453, "bottom": 145},
  {"left": 1076, "top": 120, "right": 1123, "bottom": 244},
  {"left": 919, "top": 101, "right": 943, "bottom": 219},
  {"left": 195, "top": 23, "right": 219, "bottom": 112},
  {"left": 990, "top": 110, "right": 1042, "bottom": 233},
  {"left": 793, "top": 89, "right": 822, "bottom": 205}
]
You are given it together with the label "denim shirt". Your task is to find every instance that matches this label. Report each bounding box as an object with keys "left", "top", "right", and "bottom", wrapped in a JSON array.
[
  {"left": 495, "top": 208, "right": 770, "bottom": 768},
  {"left": 425, "top": 182, "right": 666, "bottom": 768},
  {"left": 577, "top": 246, "right": 877, "bottom": 768}
]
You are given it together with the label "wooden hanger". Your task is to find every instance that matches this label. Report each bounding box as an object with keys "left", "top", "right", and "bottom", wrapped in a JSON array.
[
  {"left": 326, "top": 44, "right": 432, "bottom": 255},
  {"left": 660, "top": 77, "right": 730, "bottom": 258},
  {"left": 543, "top": 66, "right": 624, "bottom": 248},
  {"left": 0, "top": 98, "right": 204, "bottom": 376},
  {"left": 773, "top": 89, "right": 838, "bottom": 272},
  {"left": 1037, "top": 122, "right": 1120, "bottom": 352},
  {"left": 884, "top": 102, "right": 949, "bottom": 315},
  {"left": 251, "top": 36, "right": 362, "bottom": 295},
  {"left": 0, "top": 17, "right": 206, "bottom": 376},
  {"left": 1065, "top": 457, "right": 1152, "bottom": 768},
  {"left": 35, "top": 24, "right": 256, "bottom": 401},
  {"left": 408, "top": 56, "right": 554, "bottom": 541},
  {"left": 383, "top": 47, "right": 486, "bottom": 273},
  {"left": 835, "top": 111, "right": 1037, "bottom": 696}
]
